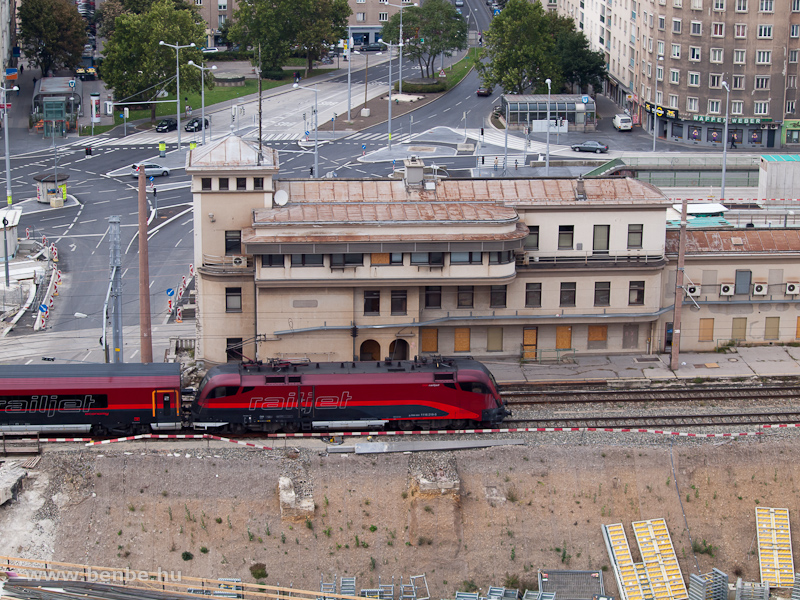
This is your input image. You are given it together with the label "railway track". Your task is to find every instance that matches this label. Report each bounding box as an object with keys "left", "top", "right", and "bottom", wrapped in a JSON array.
[
  {"left": 505, "top": 410, "right": 800, "bottom": 429},
  {"left": 502, "top": 384, "right": 800, "bottom": 406}
]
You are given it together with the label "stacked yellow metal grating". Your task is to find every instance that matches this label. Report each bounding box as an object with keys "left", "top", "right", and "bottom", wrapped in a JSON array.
[
  {"left": 602, "top": 523, "right": 650, "bottom": 600},
  {"left": 755, "top": 507, "right": 795, "bottom": 587}
]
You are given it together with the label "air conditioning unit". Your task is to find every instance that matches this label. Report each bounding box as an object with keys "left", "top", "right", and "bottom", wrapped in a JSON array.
[
  {"left": 685, "top": 285, "right": 701, "bottom": 297},
  {"left": 787, "top": 282, "right": 800, "bottom": 295},
  {"left": 720, "top": 283, "right": 734, "bottom": 296},
  {"left": 753, "top": 283, "right": 768, "bottom": 296},
  {"left": 232, "top": 256, "right": 245, "bottom": 267}
]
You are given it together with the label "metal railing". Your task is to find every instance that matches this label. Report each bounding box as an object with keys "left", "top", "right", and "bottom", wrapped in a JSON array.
[
  {"left": 517, "top": 252, "right": 665, "bottom": 267},
  {"left": 637, "top": 171, "right": 759, "bottom": 188},
  {"left": 202, "top": 254, "right": 253, "bottom": 268},
  {"left": 622, "top": 155, "right": 761, "bottom": 168}
]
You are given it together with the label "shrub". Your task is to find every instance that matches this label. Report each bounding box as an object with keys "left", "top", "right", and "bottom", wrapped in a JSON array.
[
  {"left": 200, "top": 546, "right": 209, "bottom": 554},
  {"left": 250, "top": 563, "right": 267, "bottom": 580},
  {"left": 181, "top": 551, "right": 194, "bottom": 561},
  {"left": 398, "top": 81, "right": 446, "bottom": 93}
]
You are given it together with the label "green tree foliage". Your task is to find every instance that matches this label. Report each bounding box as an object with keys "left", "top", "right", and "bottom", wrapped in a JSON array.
[
  {"left": 229, "top": 0, "right": 297, "bottom": 71},
  {"left": 381, "top": 0, "right": 467, "bottom": 80},
  {"left": 294, "top": 0, "right": 351, "bottom": 73},
  {"left": 18, "top": 0, "right": 88, "bottom": 76},
  {"left": 477, "top": 0, "right": 556, "bottom": 94},
  {"left": 552, "top": 16, "right": 607, "bottom": 93},
  {"left": 101, "top": 0, "right": 205, "bottom": 120},
  {"left": 97, "top": 0, "right": 199, "bottom": 42}
]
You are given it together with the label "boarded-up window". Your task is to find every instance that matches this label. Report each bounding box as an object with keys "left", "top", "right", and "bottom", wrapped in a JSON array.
[
  {"left": 796, "top": 316, "right": 800, "bottom": 339},
  {"left": 454, "top": 328, "right": 471, "bottom": 352},
  {"left": 421, "top": 328, "right": 438, "bottom": 352},
  {"left": 732, "top": 317, "right": 747, "bottom": 341},
  {"left": 588, "top": 325, "right": 608, "bottom": 350},
  {"left": 371, "top": 253, "right": 390, "bottom": 265},
  {"left": 487, "top": 327, "right": 503, "bottom": 352},
  {"left": 698, "top": 318, "right": 715, "bottom": 342},
  {"left": 765, "top": 316, "right": 780, "bottom": 340}
]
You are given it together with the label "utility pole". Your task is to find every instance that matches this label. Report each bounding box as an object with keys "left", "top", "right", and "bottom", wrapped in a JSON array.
[
  {"left": 109, "top": 216, "right": 123, "bottom": 363},
  {"left": 138, "top": 169, "right": 153, "bottom": 363},
  {"left": 670, "top": 199, "right": 688, "bottom": 372},
  {"left": 257, "top": 44, "right": 263, "bottom": 165}
]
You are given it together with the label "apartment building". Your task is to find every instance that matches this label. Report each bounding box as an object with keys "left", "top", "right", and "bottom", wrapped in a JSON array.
[
  {"left": 555, "top": 0, "right": 800, "bottom": 149},
  {"left": 347, "top": 0, "right": 411, "bottom": 46},
  {"left": 195, "top": 0, "right": 234, "bottom": 49}
]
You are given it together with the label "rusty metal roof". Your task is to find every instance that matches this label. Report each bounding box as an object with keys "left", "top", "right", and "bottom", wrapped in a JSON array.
[
  {"left": 187, "top": 134, "right": 278, "bottom": 170},
  {"left": 253, "top": 201, "right": 518, "bottom": 225},
  {"left": 666, "top": 229, "right": 800, "bottom": 254}
]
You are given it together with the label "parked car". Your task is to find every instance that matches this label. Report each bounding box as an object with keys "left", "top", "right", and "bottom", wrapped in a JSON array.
[
  {"left": 455, "top": 0, "right": 464, "bottom": 5},
  {"left": 155, "top": 118, "right": 177, "bottom": 132},
  {"left": 359, "top": 43, "right": 383, "bottom": 52},
  {"left": 185, "top": 117, "right": 209, "bottom": 132},
  {"left": 131, "top": 163, "right": 171, "bottom": 178},
  {"left": 612, "top": 114, "right": 633, "bottom": 131},
  {"left": 571, "top": 140, "right": 609, "bottom": 153},
  {"left": 477, "top": 86, "right": 493, "bottom": 96},
  {"left": 455, "top": 7, "right": 462, "bottom": 13},
  {"left": 202, "top": 47, "right": 219, "bottom": 53}
]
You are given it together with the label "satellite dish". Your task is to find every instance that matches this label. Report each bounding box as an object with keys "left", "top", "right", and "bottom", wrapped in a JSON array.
[{"left": 274, "top": 190, "right": 289, "bottom": 206}]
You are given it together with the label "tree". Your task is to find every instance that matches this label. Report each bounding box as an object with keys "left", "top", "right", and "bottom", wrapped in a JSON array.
[
  {"left": 101, "top": 0, "right": 205, "bottom": 121},
  {"left": 380, "top": 0, "right": 467, "bottom": 80},
  {"left": 229, "top": 0, "right": 298, "bottom": 71},
  {"left": 476, "top": 0, "right": 557, "bottom": 94},
  {"left": 18, "top": 0, "right": 87, "bottom": 76},
  {"left": 549, "top": 14, "right": 606, "bottom": 94},
  {"left": 95, "top": 0, "right": 126, "bottom": 39},
  {"left": 294, "top": 0, "right": 351, "bottom": 74}
]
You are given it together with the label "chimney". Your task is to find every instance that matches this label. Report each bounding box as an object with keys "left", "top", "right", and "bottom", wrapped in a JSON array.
[
  {"left": 404, "top": 156, "right": 424, "bottom": 185},
  {"left": 575, "top": 175, "right": 587, "bottom": 201}
]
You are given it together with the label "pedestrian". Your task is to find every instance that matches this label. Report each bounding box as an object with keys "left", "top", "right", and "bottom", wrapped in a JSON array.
[
  {"left": 32, "top": 77, "right": 36, "bottom": 87},
  {"left": 19, "top": 64, "right": 23, "bottom": 75},
  {"left": 493, "top": 157, "right": 498, "bottom": 171},
  {"left": 514, "top": 159, "right": 518, "bottom": 170},
  {"left": 310, "top": 166, "right": 314, "bottom": 177},
  {"left": 730, "top": 133, "right": 737, "bottom": 149}
]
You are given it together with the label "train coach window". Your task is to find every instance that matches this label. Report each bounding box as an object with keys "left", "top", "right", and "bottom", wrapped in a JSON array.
[
  {"left": 462, "top": 382, "right": 490, "bottom": 394},
  {"left": 265, "top": 376, "right": 285, "bottom": 384},
  {"left": 207, "top": 386, "right": 239, "bottom": 399}
]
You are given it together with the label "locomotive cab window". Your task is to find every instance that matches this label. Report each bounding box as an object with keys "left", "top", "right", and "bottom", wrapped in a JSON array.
[
  {"left": 462, "top": 382, "right": 490, "bottom": 394},
  {"left": 207, "top": 386, "right": 239, "bottom": 399}
]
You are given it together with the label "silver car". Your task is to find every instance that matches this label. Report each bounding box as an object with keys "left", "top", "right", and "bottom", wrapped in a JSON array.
[{"left": 131, "top": 163, "right": 170, "bottom": 178}]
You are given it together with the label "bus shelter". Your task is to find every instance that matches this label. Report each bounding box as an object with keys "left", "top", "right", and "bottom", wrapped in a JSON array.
[{"left": 501, "top": 94, "right": 597, "bottom": 133}]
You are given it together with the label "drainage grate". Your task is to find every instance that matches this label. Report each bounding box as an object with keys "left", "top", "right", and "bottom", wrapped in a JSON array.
[{"left": 634, "top": 357, "right": 662, "bottom": 363}]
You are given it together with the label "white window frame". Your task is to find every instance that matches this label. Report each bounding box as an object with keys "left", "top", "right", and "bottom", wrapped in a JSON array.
[
  {"left": 790, "top": 50, "right": 799, "bottom": 63},
  {"left": 669, "top": 94, "right": 679, "bottom": 108},
  {"left": 733, "top": 49, "right": 746, "bottom": 64},
  {"left": 757, "top": 24, "right": 773, "bottom": 39},
  {"left": 732, "top": 74, "right": 745, "bottom": 89},
  {"left": 755, "top": 75, "right": 770, "bottom": 90},
  {"left": 691, "top": 0, "right": 702, "bottom": 7},
  {"left": 688, "top": 71, "right": 700, "bottom": 86},
  {"left": 753, "top": 101, "right": 769, "bottom": 115},
  {"left": 671, "top": 44, "right": 681, "bottom": 58},
  {"left": 713, "top": 0, "right": 725, "bottom": 8},
  {"left": 355, "top": 12, "right": 365, "bottom": 21},
  {"left": 793, "top": 0, "right": 800, "bottom": 11},
  {"left": 712, "top": 23, "right": 724, "bottom": 37},
  {"left": 711, "top": 48, "right": 723, "bottom": 63},
  {"left": 759, "top": 0, "right": 773, "bottom": 11},
  {"left": 789, "top": 75, "right": 798, "bottom": 88},
  {"left": 672, "top": 18, "right": 682, "bottom": 34},
  {"left": 658, "top": 40, "right": 665, "bottom": 55},
  {"left": 658, "top": 15, "right": 666, "bottom": 30},
  {"left": 735, "top": 0, "right": 747, "bottom": 9},
  {"left": 709, "top": 73, "right": 722, "bottom": 88},
  {"left": 690, "top": 21, "right": 702, "bottom": 35},
  {"left": 708, "top": 99, "right": 721, "bottom": 114},
  {"left": 731, "top": 100, "right": 744, "bottom": 114},
  {"left": 378, "top": 12, "right": 388, "bottom": 21},
  {"left": 735, "top": 24, "right": 747, "bottom": 38},
  {"left": 792, "top": 25, "right": 800, "bottom": 38},
  {"left": 788, "top": 101, "right": 797, "bottom": 114},
  {"left": 689, "top": 46, "right": 701, "bottom": 61},
  {"left": 670, "top": 68, "right": 680, "bottom": 83},
  {"left": 687, "top": 97, "right": 699, "bottom": 112},
  {"left": 756, "top": 50, "right": 772, "bottom": 65}
]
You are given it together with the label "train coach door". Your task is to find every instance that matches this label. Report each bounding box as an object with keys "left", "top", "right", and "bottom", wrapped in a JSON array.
[
  {"left": 299, "top": 385, "right": 314, "bottom": 429},
  {"left": 154, "top": 390, "right": 174, "bottom": 417}
]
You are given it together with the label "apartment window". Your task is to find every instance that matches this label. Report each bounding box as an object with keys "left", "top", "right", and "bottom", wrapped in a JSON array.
[
  {"left": 218, "top": 14, "right": 226, "bottom": 25},
  {"left": 261, "top": 254, "right": 284, "bottom": 267},
  {"left": 525, "top": 226, "right": 539, "bottom": 250},
  {"left": 560, "top": 282, "right": 577, "bottom": 307},
  {"left": 330, "top": 253, "right": 363, "bottom": 267},
  {"left": 489, "top": 251, "right": 513, "bottom": 265},
  {"left": 673, "top": 0, "right": 682, "bottom": 6},
  {"left": 709, "top": 74, "right": 722, "bottom": 88},
  {"left": 487, "top": 327, "right": 504, "bottom": 352},
  {"left": 792, "top": 25, "right": 800, "bottom": 38},
  {"left": 690, "top": 21, "right": 701, "bottom": 35},
  {"left": 659, "top": 15, "right": 666, "bottom": 30},
  {"left": 698, "top": 318, "right": 715, "bottom": 342},
  {"left": 787, "top": 101, "right": 796, "bottom": 114},
  {"left": 218, "top": 0, "right": 226, "bottom": 9},
  {"left": 225, "top": 287, "right": 242, "bottom": 312},
  {"left": 687, "top": 97, "right": 699, "bottom": 112},
  {"left": 225, "top": 230, "right": 241, "bottom": 255},
  {"left": 670, "top": 69, "right": 680, "bottom": 84},
  {"left": 290, "top": 254, "right": 323, "bottom": 266},
  {"left": 712, "top": 22, "right": 724, "bottom": 37},
  {"left": 254, "top": 177, "right": 264, "bottom": 190},
  {"left": 688, "top": 72, "right": 700, "bottom": 86},
  {"left": 756, "top": 50, "right": 771, "bottom": 64},
  {"left": 391, "top": 290, "right": 407, "bottom": 315},
  {"left": 525, "top": 283, "right": 542, "bottom": 308},
  {"left": 425, "top": 286, "right": 441, "bottom": 309},
  {"left": 735, "top": 24, "right": 747, "bottom": 38},
  {"left": 755, "top": 76, "right": 770, "bottom": 90},
  {"left": 793, "top": 0, "right": 800, "bottom": 10},
  {"left": 757, "top": 24, "right": 772, "bottom": 39},
  {"left": 593, "top": 225, "right": 610, "bottom": 254},
  {"left": 708, "top": 99, "right": 721, "bottom": 114},
  {"left": 710, "top": 48, "right": 723, "bottom": 63},
  {"left": 490, "top": 285, "right": 507, "bottom": 308},
  {"left": 457, "top": 286, "right": 474, "bottom": 308},
  {"left": 669, "top": 94, "right": 679, "bottom": 108},
  {"left": 218, "top": 178, "right": 229, "bottom": 191},
  {"left": 195, "top": 0, "right": 202, "bottom": 5},
  {"left": 689, "top": 47, "right": 701, "bottom": 61},
  {"left": 558, "top": 225, "right": 574, "bottom": 250},
  {"left": 628, "top": 224, "right": 644, "bottom": 248},
  {"left": 734, "top": 49, "right": 746, "bottom": 64},
  {"left": 791, "top": 76, "right": 798, "bottom": 88},
  {"left": 731, "top": 100, "right": 744, "bottom": 114},
  {"left": 754, "top": 102, "right": 769, "bottom": 115},
  {"left": 236, "top": 177, "right": 246, "bottom": 191},
  {"left": 355, "top": 12, "right": 365, "bottom": 21},
  {"left": 713, "top": 0, "right": 724, "bottom": 7},
  {"left": 791, "top": 50, "right": 799, "bottom": 63},
  {"left": 410, "top": 252, "right": 444, "bottom": 266},
  {"left": 672, "top": 19, "right": 681, "bottom": 34},
  {"left": 732, "top": 75, "right": 745, "bottom": 89},
  {"left": 450, "top": 251, "right": 482, "bottom": 265},
  {"left": 378, "top": 12, "right": 388, "bottom": 21},
  {"left": 671, "top": 44, "right": 681, "bottom": 58},
  {"left": 225, "top": 339, "right": 242, "bottom": 362},
  {"left": 594, "top": 282, "right": 611, "bottom": 307},
  {"left": 658, "top": 41, "right": 665, "bottom": 55},
  {"left": 453, "top": 328, "right": 470, "bottom": 352},
  {"left": 735, "top": 0, "right": 747, "bottom": 9},
  {"left": 356, "top": 0, "right": 364, "bottom": 2},
  {"left": 656, "top": 65, "right": 663, "bottom": 82},
  {"left": 364, "top": 290, "right": 380, "bottom": 315},
  {"left": 691, "top": 0, "right": 702, "bottom": 7},
  {"left": 201, "top": 177, "right": 211, "bottom": 190},
  {"left": 629, "top": 281, "right": 645, "bottom": 305},
  {"left": 759, "top": 0, "right": 773, "bottom": 11}
]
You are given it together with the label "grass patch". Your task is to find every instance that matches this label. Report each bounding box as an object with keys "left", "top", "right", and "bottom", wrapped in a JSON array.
[{"left": 692, "top": 539, "right": 715, "bottom": 557}]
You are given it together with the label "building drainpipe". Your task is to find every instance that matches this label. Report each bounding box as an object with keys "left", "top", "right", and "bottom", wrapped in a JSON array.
[{"left": 670, "top": 199, "right": 689, "bottom": 371}]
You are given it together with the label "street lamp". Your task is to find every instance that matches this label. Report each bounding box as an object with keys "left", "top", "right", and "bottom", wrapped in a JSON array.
[
  {"left": 347, "top": 26, "right": 352, "bottom": 121},
  {"left": 293, "top": 83, "right": 318, "bottom": 178},
  {"left": 187, "top": 60, "right": 217, "bottom": 145},
  {"left": 652, "top": 55, "right": 663, "bottom": 152},
  {"left": 385, "top": 2, "right": 418, "bottom": 95},
  {"left": 378, "top": 39, "right": 395, "bottom": 150},
  {"left": 721, "top": 79, "right": 730, "bottom": 200},
  {"left": 545, "top": 78, "right": 551, "bottom": 176},
  {"left": 159, "top": 40, "right": 196, "bottom": 150},
  {"left": 1, "top": 80, "right": 18, "bottom": 207}
]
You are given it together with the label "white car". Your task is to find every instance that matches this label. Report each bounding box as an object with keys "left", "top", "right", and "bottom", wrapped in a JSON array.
[
  {"left": 613, "top": 114, "right": 633, "bottom": 131},
  {"left": 131, "top": 163, "right": 170, "bottom": 178}
]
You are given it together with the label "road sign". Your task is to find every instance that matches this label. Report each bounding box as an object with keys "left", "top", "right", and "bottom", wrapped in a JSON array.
[
  {"left": 69, "top": 79, "right": 76, "bottom": 88},
  {"left": 166, "top": 288, "right": 175, "bottom": 297},
  {"left": 582, "top": 95, "right": 589, "bottom": 103},
  {"left": 305, "top": 131, "right": 310, "bottom": 136},
  {"left": 438, "top": 69, "right": 446, "bottom": 78},
  {"left": 149, "top": 176, "right": 154, "bottom": 182},
  {"left": 0, "top": 103, "right": 11, "bottom": 109},
  {"left": 119, "top": 113, "right": 124, "bottom": 119},
  {"left": 38, "top": 304, "right": 48, "bottom": 313},
  {"left": 493, "top": 8, "right": 500, "bottom": 15},
  {"left": 362, "top": 144, "right": 366, "bottom": 150}
]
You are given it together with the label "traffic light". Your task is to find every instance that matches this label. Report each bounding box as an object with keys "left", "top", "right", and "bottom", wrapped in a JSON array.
[{"left": 480, "top": 127, "right": 484, "bottom": 136}]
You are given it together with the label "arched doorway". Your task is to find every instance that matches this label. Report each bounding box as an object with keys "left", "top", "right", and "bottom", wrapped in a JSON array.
[
  {"left": 359, "top": 340, "right": 380, "bottom": 361},
  {"left": 389, "top": 339, "right": 409, "bottom": 360}
]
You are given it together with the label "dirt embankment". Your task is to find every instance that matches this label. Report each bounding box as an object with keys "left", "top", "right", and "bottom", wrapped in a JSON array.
[{"left": 0, "top": 437, "right": 796, "bottom": 598}]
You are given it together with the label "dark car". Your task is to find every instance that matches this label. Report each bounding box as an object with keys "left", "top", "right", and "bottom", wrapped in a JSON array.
[
  {"left": 185, "top": 117, "right": 209, "bottom": 132},
  {"left": 477, "top": 86, "right": 493, "bottom": 96},
  {"left": 359, "top": 43, "right": 383, "bottom": 52},
  {"left": 155, "top": 118, "right": 178, "bottom": 133},
  {"left": 571, "top": 140, "right": 609, "bottom": 153}
]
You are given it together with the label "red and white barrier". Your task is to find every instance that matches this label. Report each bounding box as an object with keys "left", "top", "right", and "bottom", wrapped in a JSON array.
[
  {"left": 84, "top": 433, "right": 272, "bottom": 451},
  {"left": 176, "top": 306, "right": 182, "bottom": 323},
  {"left": 189, "top": 264, "right": 194, "bottom": 277},
  {"left": 25, "top": 227, "right": 30, "bottom": 239}
]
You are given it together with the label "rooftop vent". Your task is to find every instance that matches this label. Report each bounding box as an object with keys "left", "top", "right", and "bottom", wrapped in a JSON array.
[{"left": 575, "top": 176, "right": 587, "bottom": 201}]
